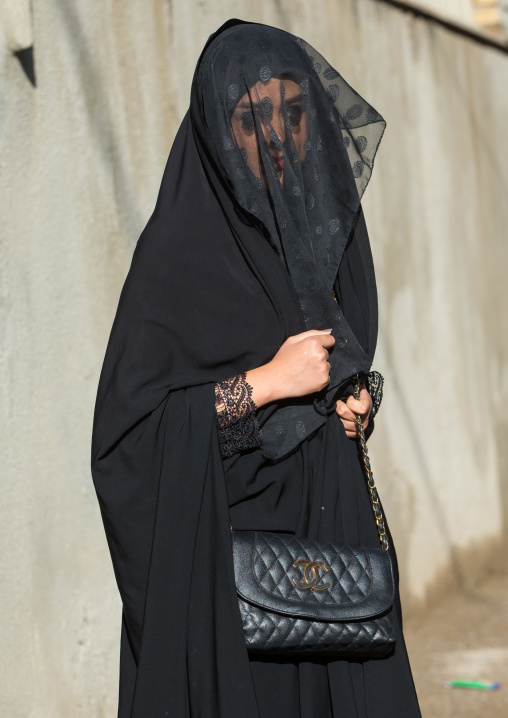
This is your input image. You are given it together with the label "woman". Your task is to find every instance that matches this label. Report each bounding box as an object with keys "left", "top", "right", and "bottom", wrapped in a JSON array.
[{"left": 91, "top": 19, "right": 421, "bottom": 718}]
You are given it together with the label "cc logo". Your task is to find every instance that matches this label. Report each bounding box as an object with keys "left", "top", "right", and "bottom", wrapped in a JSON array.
[{"left": 291, "top": 559, "right": 331, "bottom": 591}]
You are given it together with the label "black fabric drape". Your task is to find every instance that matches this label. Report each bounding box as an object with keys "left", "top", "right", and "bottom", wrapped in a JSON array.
[{"left": 91, "top": 18, "right": 421, "bottom": 718}]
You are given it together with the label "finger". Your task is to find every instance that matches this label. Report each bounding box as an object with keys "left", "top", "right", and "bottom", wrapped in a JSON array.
[
  {"left": 346, "top": 415, "right": 369, "bottom": 431},
  {"left": 319, "top": 333, "right": 336, "bottom": 349},
  {"left": 340, "top": 419, "right": 358, "bottom": 433},
  {"left": 335, "top": 400, "right": 346, "bottom": 418},
  {"left": 341, "top": 414, "right": 368, "bottom": 433},
  {"left": 359, "top": 387, "right": 373, "bottom": 412},
  {"left": 344, "top": 422, "right": 359, "bottom": 438},
  {"left": 345, "top": 396, "right": 370, "bottom": 416},
  {"left": 285, "top": 329, "right": 332, "bottom": 345},
  {"left": 336, "top": 403, "right": 356, "bottom": 422},
  {"left": 306, "top": 333, "right": 335, "bottom": 350}
]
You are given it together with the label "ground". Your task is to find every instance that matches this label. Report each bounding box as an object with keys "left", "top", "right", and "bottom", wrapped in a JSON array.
[{"left": 405, "top": 572, "right": 508, "bottom": 717}]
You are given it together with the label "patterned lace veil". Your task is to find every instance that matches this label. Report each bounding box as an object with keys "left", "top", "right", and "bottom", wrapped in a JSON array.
[{"left": 195, "top": 22, "right": 386, "bottom": 457}]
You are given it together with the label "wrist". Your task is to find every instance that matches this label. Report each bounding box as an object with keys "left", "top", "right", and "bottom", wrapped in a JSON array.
[{"left": 245, "top": 363, "right": 278, "bottom": 408}]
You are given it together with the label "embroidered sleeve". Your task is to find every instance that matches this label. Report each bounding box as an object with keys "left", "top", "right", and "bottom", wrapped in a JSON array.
[
  {"left": 214, "top": 373, "right": 261, "bottom": 458},
  {"left": 367, "top": 370, "right": 384, "bottom": 420}
]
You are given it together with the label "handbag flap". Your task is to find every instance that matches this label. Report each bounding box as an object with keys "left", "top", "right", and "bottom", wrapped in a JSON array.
[{"left": 233, "top": 531, "right": 395, "bottom": 621}]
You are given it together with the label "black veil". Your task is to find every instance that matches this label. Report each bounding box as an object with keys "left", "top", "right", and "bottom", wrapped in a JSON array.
[{"left": 193, "top": 22, "right": 386, "bottom": 457}]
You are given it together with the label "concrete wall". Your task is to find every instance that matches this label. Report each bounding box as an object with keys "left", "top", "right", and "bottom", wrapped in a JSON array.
[
  {"left": 398, "top": 0, "right": 475, "bottom": 26},
  {"left": 1, "top": 0, "right": 507, "bottom": 714}
]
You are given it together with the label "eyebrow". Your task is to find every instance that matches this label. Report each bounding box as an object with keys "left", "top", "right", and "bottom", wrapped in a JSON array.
[
  {"left": 235, "top": 93, "right": 304, "bottom": 110},
  {"left": 285, "top": 94, "right": 303, "bottom": 105}
]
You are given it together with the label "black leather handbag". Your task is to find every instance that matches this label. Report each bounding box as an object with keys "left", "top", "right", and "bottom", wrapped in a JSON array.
[{"left": 232, "top": 375, "right": 397, "bottom": 658}]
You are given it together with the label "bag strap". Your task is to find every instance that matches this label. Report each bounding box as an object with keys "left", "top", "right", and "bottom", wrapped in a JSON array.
[{"left": 352, "top": 374, "right": 389, "bottom": 551}]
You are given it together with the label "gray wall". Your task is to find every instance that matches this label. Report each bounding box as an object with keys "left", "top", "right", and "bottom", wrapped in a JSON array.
[
  {"left": 398, "top": 0, "right": 474, "bottom": 25},
  {"left": 1, "top": 0, "right": 507, "bottom": 714}
]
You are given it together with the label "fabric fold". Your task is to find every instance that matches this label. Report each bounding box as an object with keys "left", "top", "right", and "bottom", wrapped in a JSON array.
[{"left": 94, "top": 384, "right": 260, "bottom": 717}]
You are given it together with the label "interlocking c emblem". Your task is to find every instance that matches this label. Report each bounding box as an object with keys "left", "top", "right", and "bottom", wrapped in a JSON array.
[{"left": 291, "top": 559, "right": 331, "bottom": 591}]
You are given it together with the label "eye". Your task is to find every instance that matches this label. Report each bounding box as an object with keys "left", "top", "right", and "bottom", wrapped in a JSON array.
[
  {"left": 241, "top": 111, "right": 255, "bottom": 133},
  {"left": 287, "top": 105, "right": 303, "bottom": 128},
  {"left": 261, "top": 96, "right": 273, "bottom": 117}
]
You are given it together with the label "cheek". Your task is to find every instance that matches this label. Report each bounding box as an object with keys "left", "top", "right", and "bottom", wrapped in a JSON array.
[
  {"left": 233, "top": 132, "right": 261, "bottom": 175},
  {"left": 294, "top": 116, "right": 309, "bottom": 163},
  {"left": 244, "top": 140, "right": 261, "bottom": 173}
]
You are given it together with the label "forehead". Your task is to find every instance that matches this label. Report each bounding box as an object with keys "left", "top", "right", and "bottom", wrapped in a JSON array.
[{"left": 235, "top": 77, "right": 301, "bottom": 108}]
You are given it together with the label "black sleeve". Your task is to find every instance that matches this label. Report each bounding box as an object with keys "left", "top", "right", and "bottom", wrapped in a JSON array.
[{"left": 214, "top": 373, "right": 261, "bottom": 458}]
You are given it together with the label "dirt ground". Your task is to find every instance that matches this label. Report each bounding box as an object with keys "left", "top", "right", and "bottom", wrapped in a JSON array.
[{"left": 404, "top": 572, "right": 508, "bottom": 717}]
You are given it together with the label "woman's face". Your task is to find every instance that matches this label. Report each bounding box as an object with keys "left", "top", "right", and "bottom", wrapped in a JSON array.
[{"left": 231, "top": 78, "right": 308, "bottom": 186}]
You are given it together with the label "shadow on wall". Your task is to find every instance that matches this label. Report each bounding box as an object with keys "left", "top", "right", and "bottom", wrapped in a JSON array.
[{"left": 15, "top": 46, "right": 36, "bottom": 86}]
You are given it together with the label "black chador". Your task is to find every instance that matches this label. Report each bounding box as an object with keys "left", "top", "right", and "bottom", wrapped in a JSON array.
[{"left": 92, "top": 19, "right": 421, "bottom": 718}]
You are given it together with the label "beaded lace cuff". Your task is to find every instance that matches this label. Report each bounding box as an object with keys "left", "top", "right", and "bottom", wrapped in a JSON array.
[
  {"left": 367, "top": 371, "right": 384, "bottom": 420},
  {"left": 215, "top": 373, "right": 261, "bottom": 458}
]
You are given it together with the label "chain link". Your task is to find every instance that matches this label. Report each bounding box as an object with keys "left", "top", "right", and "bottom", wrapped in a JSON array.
[{"left": 353, "top": 374, "right": 389, "bottom": 551}]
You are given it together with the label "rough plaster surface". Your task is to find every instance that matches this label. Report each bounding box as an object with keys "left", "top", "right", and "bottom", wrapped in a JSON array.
[
  {"left": 0, "top": 0, "right": 33, "bottom": 51},
  {"left": 396, "top": 0, "right": 475, "bottom": 26},
  {"left": 1, "top": 0, "right": 507, "bottom": 715}
]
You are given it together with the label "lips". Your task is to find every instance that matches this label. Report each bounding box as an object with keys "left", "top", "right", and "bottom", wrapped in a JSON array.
[{"left": 271, "top": 154, "right": 284, "bottom": 173}]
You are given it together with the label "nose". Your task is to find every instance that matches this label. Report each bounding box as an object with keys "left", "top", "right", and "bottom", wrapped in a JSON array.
[{"left": 264, "top": 112, "right": 285, "bottom": 147}]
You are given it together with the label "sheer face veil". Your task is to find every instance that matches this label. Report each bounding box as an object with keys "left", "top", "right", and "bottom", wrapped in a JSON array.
[{"left": 193, "top": 22, "right": 385, "bottom": 456}]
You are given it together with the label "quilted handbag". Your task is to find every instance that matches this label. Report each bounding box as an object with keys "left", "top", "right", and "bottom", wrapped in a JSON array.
[{"left": 232, "top": 375, "right": 397, "bottom": 657}]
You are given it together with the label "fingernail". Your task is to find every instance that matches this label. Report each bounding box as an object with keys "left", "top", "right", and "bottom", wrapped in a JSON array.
[{"left": 322, "top": 328, "right": 332, "bottom": 333}]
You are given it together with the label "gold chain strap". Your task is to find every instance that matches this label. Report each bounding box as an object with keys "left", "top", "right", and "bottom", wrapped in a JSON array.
[{"left": 352, "top": 374, "right": 389, "bottom": 551}]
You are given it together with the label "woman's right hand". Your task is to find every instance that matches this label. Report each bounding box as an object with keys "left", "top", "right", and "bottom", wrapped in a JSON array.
[{"left": 246, "top": 330, "right": 335, "bottom": 408}]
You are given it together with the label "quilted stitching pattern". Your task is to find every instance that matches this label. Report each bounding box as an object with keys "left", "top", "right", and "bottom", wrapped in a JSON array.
[
  {"left": 253, "top": 533, "right": 372, "bottom": 606},
  {"left": 239, "top": 599, "right": 396, "bottom": 657}
]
